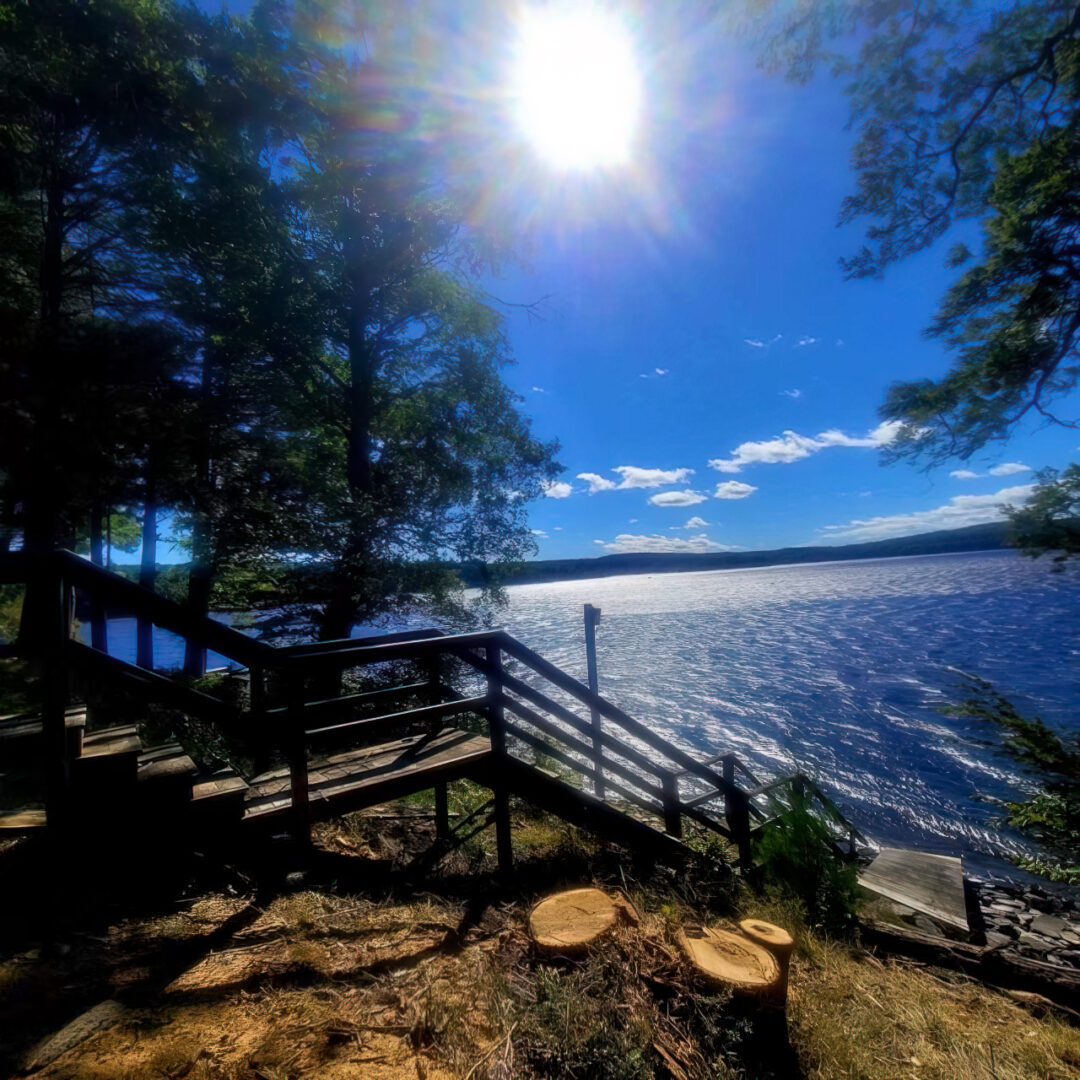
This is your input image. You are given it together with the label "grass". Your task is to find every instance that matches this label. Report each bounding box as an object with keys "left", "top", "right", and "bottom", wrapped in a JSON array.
[{"left": 0, "top": 791, "right": 1077, "bottom": 1079}]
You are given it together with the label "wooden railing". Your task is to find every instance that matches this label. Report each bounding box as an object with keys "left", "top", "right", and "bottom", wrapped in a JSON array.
[{"left": 3, "top": 550, "right": 863, "bottom": 868}]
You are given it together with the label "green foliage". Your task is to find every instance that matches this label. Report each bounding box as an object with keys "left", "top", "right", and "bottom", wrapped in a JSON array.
[
  {"left": 950, "top": 675, "right": 1079, "bottom": 884},
  {"left": 511, "top": 952, "right": 655, "bottom": 1079},
  {"left": 1008, "top": 464, "right": 1080, "bottom": 565},
  {"left": 753, "top": 792, "right": 860, "bottom": 935},
  {"left": 743, "top": 1, "right": 1080, "bottom": 489}
]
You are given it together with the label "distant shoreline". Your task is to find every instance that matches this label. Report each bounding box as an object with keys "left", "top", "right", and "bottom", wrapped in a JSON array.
[{"left": 458, "top": 521, "right": 1014, "bottom": 588}]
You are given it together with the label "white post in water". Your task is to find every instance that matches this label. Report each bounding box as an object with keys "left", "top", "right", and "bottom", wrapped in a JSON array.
[{"left": 584, "top": 603, "right": 604, "bottom": 798}]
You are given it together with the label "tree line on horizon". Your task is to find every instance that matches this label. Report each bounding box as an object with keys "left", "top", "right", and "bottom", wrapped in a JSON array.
[{"left": 0, "top": 0, "right": 559, "bottom": 671}]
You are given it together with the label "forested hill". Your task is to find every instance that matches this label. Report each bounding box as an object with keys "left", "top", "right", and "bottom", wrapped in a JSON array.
[{"left": 458, "top": 522, "right": 1014, "bottom": 587}]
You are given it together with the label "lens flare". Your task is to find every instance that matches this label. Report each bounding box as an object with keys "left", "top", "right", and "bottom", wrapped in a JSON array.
[{"left": 511, "top": 6, "right": 642, "bottom": 171}]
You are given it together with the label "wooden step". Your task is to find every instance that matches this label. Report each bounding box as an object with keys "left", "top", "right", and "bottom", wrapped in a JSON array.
[
  {"left": 0, "top": 807, "right": 47, "bottom": 833},
  {"left": 80, "top": 724, "right": 141, "bottom": 760},
  {"left": 138, "top": 743, "right": 197, "bottom": 784},
  {"left": 243, "top": 727, "right": 492, "bottom": 824}
]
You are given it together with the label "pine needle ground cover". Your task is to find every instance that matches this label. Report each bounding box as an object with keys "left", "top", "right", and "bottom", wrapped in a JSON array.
[{"left": 0, "top": 800, "right": 1076, "bottom": 1079}]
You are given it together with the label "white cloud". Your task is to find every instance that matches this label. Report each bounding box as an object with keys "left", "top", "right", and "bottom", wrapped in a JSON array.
[
  {"left": 744, "top": 338, "right": 766, "bottom": 348},
  {"left": 714, "top": 481, "right": 758, "bottom": 500},
  {"left": 821, "top": 484, "right": 1035, "bottom": 542},
  {"left": 796, "top": 336, "right": 818, "bottom": 347},
  {"left": 616, "top": 465, "right": 693, "bottom": 489},
  {"left": 709, "top": 421, "right": 901, "bottom": 474},
  {"left": 648, "top": 489, "right": 709, "bottom": 507},
  {"left": 781, "top": 389, "right": 802, "bottom": 398},
  {"left": 988, "top": 462, "right": 1031, "bottom": 477},
  {"left": 639, "top": 367, "right": 670, "bottom": 378},
  {"left": 950, "top": 469, "right": 981, "bottom": 480},
  {"left": 531, "top": 386, "right": 547, "bottom": 394},
  {"left": 542, "top": 480, "right": 572, "bottom": 499},
  {"left": 598, "top": 533, "right": 741, "bottom": 554},
  {"left": 531, "top": 529, "right": 548, "bottom": 539},
  {"left": 577, "top": 472, "right": 618, "bottom": 494},
  {"left": 628, "top": 518, "right": 638, "bottom": 524},
  {"left": 553, "top": 526, "right": 563, "bottom": 531},
  {"left": 671, "top": 515, "right": 710, "bottom": 530}
]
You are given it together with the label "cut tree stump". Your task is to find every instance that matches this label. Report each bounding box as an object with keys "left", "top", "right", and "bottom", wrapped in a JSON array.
[
  {"left": 678, "top": 924, "right": 781, "bottom": 998},
  {"left": 738, "top": 919, "right": 795, "bottom": 1004},
  {"left": 528, "top": 887, "right": 629, "bottom": 956}
]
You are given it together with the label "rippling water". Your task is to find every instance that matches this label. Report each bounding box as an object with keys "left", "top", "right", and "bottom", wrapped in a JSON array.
[
  {"left": 495, "top": 551, "right": 1080, "bottom": 872},
  {"left": 100, "top": 550, "right": 1078, "bottom": 872}
]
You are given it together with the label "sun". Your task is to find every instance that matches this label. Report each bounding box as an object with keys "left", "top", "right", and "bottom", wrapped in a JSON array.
[{"left": 511, "top": 6, "right": 642, "bottom": 172}]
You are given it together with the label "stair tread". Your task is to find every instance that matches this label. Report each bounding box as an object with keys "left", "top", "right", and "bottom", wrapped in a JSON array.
[
  {"left": 80, "top": 725, "right": 141, "bottom": 760},
  {"left": 0, "top": 807, "right": 47, "bottom": 831},
  {"left": 139, "top": 744, "right": 197, "bottom": 782},
  {"left": 192, "top": 772, "right": 249, "bottom": 801}
]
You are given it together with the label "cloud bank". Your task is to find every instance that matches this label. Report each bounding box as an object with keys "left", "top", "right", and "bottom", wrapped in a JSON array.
[
  {"left": 577, "top": 466, "right": 694, "bottom": 493},
  {"left": 596, "top": 533, "right": 740, "bottom": 554},
  {"left": 821, "top": 484, "right": 1034, "bottom": 542},
  {"left": 709, "top": 421, "right": 901, "bottom": 474}
]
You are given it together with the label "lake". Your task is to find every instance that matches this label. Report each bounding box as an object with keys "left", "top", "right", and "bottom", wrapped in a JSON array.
[{"left": 97, "top": 550, "right": 1080, "bottom": 873}]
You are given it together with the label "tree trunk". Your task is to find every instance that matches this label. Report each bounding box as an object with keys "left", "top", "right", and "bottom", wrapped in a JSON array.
[
  {"left": 183, "top": 530, "right": 212, "bottom": 677},
  {"left": 89, "top": 501, "right": 108, "bottom": 652},
  {"left": 137, "top": 466, "right": 157, "bottom": 669}
]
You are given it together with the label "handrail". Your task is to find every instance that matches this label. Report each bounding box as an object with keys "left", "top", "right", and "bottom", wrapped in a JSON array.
[
  {"left": 15, "top": 550, "right": 275, "bottom": 670},
  {"left": 65, "top": 640, "right": 243, "bottom": 726},
  {"left": 9, "top": 548, "right": 859, "bottom": 866},
  {"left": 495, "top": 633, "right": 744, "bottom": 804},
  {"left": 279, "top": 627, "right": 447, "bottom": 657}
]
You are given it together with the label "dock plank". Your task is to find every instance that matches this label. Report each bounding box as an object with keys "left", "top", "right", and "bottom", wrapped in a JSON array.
[{"left": 859, "top": 847, "right": 969, "bottom": 932}]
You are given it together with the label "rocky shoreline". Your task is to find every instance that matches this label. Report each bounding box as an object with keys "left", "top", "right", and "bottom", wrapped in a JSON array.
[{"left": 973, "top": 877, "right": 1080, "bottom": 971}]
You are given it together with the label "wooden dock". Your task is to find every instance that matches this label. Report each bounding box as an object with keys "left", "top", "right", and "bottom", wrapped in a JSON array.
[{"left": 858, "top": 847, "right": 970, "bottom": 933}]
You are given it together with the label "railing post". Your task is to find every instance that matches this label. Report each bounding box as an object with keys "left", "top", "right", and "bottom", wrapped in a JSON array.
[
  {"left": 485, "top": 642, "right": 513, "bottom": 875},
  {"left": 583, "top": 604, "right": 604, "bottom": 799},
  {"left": 723, "top": 755, "right": 752, "bottom": 870},
  {"left": 661, "top": 771, "right": 682, "bottom": 838},
  {"left": 41, "top": 560, "right": 73, "bottom": 831},
  {"left": 286, "top": 668, "right": 311, "bottom": 850},
  {"left": 249, "top": 664, "right": 270, "bottom": 776}
]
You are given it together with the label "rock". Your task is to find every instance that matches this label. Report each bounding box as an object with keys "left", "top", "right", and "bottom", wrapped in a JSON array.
[
  {"left": 1061, "top": 929, "right": 1080, "bottom": 945},
  {"left": 1030, "top": 914, "right": 1069, "bottom": 940},
  {"left": 983, "top": 931, "right": 1013, "bottom": 950},
  {"left": 986, "top": 899, "right": 1023, "bottom": 912},
  {"left": 1017, "top": 932, "right": 1055, "bottom": 953}
]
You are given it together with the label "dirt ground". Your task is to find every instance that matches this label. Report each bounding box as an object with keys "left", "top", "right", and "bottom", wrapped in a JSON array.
[{"left": 1, "top": 799, "right": 1078, "bottom": 1080}]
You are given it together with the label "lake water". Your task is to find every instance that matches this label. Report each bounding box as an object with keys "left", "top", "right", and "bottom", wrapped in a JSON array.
[{"left": 97, "top": 550, "right": 1080, "bottom": 872}]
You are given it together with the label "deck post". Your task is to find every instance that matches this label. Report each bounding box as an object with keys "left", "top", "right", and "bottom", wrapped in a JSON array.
[
  {"left": 583, "top": 604, "right": 604, "bottom": 799},
  {"left": 434, "top": 781, "right": 450, "bottom": 841},
  {"left": 249, "top": 664, "right": 270, "bottom": 776},
  {"left": 661, "top": 771, "right": 682, "bottom": 838},
  {"left": 485, "top": 642, "right": 513, "bottom": 875},
  {"left": 41, "top": 559, "right": 73, "bottom": 831},
  {"left": 285, "top": 669, "right": 311, "bottom": 850},
  {"left": 723, "top": 755, "right": 752, "bottom": 870}
]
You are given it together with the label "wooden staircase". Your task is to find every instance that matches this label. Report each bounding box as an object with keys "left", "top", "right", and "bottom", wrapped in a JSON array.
[{"left": 0, "top": 550, "right": 867, "bottom": 872}]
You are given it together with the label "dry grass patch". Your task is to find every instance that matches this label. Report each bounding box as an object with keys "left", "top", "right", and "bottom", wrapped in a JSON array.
[{"left": 790, "top": 940, "right": 1080, "bottom": 1079}]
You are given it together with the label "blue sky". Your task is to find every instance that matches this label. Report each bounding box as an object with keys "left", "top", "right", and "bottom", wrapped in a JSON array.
[
  {"left": 180, "top": 1, "right": 1078, "bottom": 566},
  {"left": 487, "top": 12, "right": 1080, "bottom": 560}
]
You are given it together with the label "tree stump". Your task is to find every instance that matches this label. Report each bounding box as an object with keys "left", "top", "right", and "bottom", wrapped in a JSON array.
[
  {"left": 528, "top": 887, "right": 627, "bottom": 956},
  {"left": 738, "top": 919, "right": 795, "bottom": 1004},
  {"left": 677, "top": 924, "right": 781, "bottom": 998}
]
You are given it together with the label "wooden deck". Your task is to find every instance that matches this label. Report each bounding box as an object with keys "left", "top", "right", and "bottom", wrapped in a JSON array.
[
  {"left": 243, "top": 727, "right": 492, "bottom": 824},
  {"left": 858, "top": 847, "right": 969, "bottom": 932}
]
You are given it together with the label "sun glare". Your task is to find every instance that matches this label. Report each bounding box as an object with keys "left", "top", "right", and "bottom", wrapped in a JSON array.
[{"left": 512, "top": 6, "right": 642, "bottom": 171}]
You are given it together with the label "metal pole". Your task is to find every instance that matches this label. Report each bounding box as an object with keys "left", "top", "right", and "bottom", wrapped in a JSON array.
[{"left": 584, "top": 604, "right": 604, "bottom": 799}]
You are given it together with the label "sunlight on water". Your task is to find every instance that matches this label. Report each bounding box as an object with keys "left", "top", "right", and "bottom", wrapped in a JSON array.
[
  {"left": 99, "top": 550, "right": 1078, "bottom": 872},
  {"left": 496, "top": 551, "right": 1080, "bottom": 871}
]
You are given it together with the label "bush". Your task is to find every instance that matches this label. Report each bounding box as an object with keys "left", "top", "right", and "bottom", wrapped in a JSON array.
[{"left": 752, "top": 791, "right": 860, "bottom": 935}]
